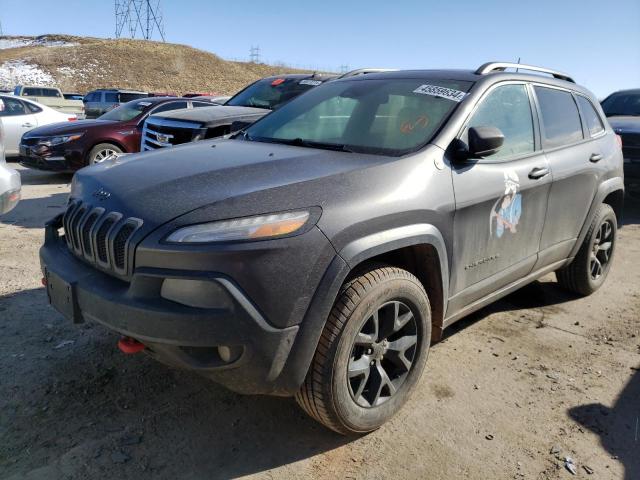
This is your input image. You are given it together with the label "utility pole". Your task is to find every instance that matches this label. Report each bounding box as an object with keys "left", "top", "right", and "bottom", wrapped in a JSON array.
[
  {"left": 340, "top": 65, "right": 349, "bottom": 74},
  {"left": 249, "top": 45, "right": 261, "bottom": 63}
]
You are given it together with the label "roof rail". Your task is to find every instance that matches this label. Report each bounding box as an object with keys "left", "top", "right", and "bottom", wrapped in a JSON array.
[
  {"left": 338, "top": 68, "right": 397, "bottom": 79},
  {"left": 475, "top": 62, "right": 575, "bottom": 83}
]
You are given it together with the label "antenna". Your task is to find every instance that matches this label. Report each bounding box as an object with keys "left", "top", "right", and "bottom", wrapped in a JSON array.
[
  {"left": 249, "top": 45, "right": 261, "bottom": 63},
  {"left": 516, "top": 57, "right": 521, "bottom": 73},
  {"left": 115, "top": 0, "right": 165, "bottom": 41}
]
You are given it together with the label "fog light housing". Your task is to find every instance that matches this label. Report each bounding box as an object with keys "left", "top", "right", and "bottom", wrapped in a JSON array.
[{"left": 160, "top": 278, "right": 234, "bottom": 309}]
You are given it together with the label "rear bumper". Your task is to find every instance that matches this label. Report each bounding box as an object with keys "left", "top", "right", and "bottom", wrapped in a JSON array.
[{"left": 39, "top": 215, "right": 344, "bottom": 396}]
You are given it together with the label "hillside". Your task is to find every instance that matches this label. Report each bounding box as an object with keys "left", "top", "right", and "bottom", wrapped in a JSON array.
[{"left": 0, "top": 34, "right": 313, "bottom": 95}]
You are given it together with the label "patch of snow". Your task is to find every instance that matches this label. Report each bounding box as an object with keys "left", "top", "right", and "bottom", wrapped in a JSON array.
[
  {"left": 0, "top": 37, "right": 78, "bottom": 50},
  {"left": 0, "top": 60, "right": 55, "bottom": 90}
]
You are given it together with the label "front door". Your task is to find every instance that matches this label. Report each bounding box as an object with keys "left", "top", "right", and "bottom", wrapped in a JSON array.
[
  {"left": 447, "top": 83, "right": 552, "bottom": 315},
  {"left": 0, "top": 97, "right": 38, "bottom": 156}
]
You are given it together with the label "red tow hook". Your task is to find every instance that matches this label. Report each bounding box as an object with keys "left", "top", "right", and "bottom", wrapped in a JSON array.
[{"left": 118, "top": 336, "right": 145, "bottom": 354}]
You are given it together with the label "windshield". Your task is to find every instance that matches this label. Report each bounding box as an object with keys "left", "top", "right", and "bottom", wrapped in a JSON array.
[
  {"left": 602, "top": 92, "right": 640, "bottom": 117},
  {"left": 226, "top": 77, "right": 320, "bottom": 110},
  {"left": 242, "top": 78, "right": 473, "bottom": 156},
  {"left": 98, "top": 99, "right": 153, "bottom": 121}
]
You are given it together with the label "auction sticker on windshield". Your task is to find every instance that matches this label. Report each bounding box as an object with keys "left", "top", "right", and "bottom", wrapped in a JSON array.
[{"left": 413, "top": 84, "right": 467, "bottom": 102}]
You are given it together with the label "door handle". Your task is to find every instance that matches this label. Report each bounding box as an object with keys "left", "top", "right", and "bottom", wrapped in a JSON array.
[
  {"left": 589, "top": 153, "right": 603, "bottom": 163},
  {"left": 22, "top": 123, "right": 34, "bottom": 128},
  {"left": 528, "top": 166, "right": 550, "bottom": 180}
]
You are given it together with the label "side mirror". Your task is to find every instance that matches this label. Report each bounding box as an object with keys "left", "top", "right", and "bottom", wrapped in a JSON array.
[{"left": 468, "top": 126, "right": 504, "bottom": 158}]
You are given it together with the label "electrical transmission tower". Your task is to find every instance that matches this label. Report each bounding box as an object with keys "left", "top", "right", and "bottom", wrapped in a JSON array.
[
  {"left": 115, "top": 0, "right": 166, "bottom": 41},
  {"left": 249, "top": 45, "right": 261, "bottom": 63}
]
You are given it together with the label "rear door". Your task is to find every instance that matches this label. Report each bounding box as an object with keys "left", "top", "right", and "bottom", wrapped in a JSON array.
[
  {"left": 532, "top": 85, "right": 608, "bottom": 267},
  {"left": 447, "top": 82, "right": 552, "bottom": 314},
  {"left": 0, "top": 97, "right": 38, "bottom": 155},
  {"left": 84, "top": 92, "right": 101, "bottom": 118}
]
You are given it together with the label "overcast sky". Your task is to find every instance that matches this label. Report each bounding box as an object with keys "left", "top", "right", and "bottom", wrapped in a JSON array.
[{"left": 2, "top": 0, "right": 639, "bottom": 97}]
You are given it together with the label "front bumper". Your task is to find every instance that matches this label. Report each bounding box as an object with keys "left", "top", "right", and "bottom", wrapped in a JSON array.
[
  {"left": 39, "top": 215, "right": 339, "bottom": 395},
  {"left": 19, "top": 142, "right": 84, "bottom": 172}
]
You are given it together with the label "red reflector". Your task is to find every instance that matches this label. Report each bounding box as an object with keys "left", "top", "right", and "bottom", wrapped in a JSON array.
[
  {"left": 68, "top": 117, "right": 77, "bottom": 121},
  {"left": 118, "top": 337, "right": 145, "bottom": 354},
  {"left": 271, "top": 78, "right": 285, "bottom": 86},
  {"left": 41, "top": 277, "right": 47, "bottom": 286}
]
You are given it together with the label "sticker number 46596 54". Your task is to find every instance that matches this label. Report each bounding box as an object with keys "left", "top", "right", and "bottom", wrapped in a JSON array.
[{"left": 413, "top": 84, "right": 467, "bottom": 102}]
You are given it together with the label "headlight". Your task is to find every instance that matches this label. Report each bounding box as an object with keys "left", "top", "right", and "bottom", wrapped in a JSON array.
[
  {"left": 166, "top": 210, "right": 312, "bottom": 243},
  {"left": 39, "top": 132, "right": 84, "bottom": 146}
]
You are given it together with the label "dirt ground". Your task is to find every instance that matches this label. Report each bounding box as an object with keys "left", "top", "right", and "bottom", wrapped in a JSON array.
[{"left": 1, "top": 164, "right": 639, "bottom": 480}]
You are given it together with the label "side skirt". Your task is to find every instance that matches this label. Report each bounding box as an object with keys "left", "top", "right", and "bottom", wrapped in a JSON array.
[{"left": 442, "top": 258, "right": 571, "bottom": 329}]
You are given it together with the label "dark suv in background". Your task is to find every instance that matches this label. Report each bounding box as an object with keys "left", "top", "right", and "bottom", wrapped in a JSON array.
[
  {"left": 41, "top": 62, "right": 623, "bottom": 434},
  {"left": 83, "top": 89, "right": 150, "bottom": 119},
  {"left": 601, "top": 88, "right": 640, "bottom": 184},
  {"left": 140, "top": 73, "right": 337, "bottom": 151}
]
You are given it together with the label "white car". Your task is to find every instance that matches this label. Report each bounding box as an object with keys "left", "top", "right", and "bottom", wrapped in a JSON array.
[
  {"left": 0, "top": 99, "right": 21, "bottom": 214},
  {"left": 0, "top": 94, "right": 77, "bottom": 157}
]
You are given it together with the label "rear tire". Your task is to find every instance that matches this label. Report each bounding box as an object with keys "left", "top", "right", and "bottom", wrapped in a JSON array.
[
  {"left": 556, "top": 203, "right": 617, "bottom": 295},
  {"left": 88, "top": 143, "right": 122, "bottom": 165},
  {"left": 295, "top": 265, "right": 431, "bottom": 435}
]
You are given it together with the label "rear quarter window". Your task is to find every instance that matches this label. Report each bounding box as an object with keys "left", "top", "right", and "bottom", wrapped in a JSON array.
[
  {"left": 534, "top": 86, "right": 583, "bottom": 149},
  {"left": 576, "top": 95, "right": 605, "bottom": 136}
]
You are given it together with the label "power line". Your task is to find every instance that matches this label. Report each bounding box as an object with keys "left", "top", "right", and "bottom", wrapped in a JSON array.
[{"left": 114, "top": 0, "right": 165, "bottom": 41}]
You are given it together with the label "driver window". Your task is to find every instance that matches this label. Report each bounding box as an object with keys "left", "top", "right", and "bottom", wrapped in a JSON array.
[{"left": 463, "top": 84, "right": 534, "bottom": 160}]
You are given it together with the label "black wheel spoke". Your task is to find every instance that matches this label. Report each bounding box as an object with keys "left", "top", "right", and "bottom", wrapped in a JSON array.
[{"left": 348, "top": 300, "right": 419, "bottom": 408}]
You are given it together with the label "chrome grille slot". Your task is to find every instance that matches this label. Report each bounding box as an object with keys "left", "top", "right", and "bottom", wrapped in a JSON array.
[{"left": 61, "top": 201, "right": 143, "bottom": 278}]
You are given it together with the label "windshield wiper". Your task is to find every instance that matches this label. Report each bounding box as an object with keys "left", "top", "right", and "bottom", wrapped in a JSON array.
[{"left": 276, "top": 137, "right": 356, "bottom": 153}]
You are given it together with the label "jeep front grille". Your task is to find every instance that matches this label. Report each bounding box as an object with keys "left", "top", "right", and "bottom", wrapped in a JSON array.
[
  {"left": 62, "top": 200, "right": 142, "bottom": 277},
  {"left": 141, "top": 117, "right": 205, "bottom": 151}
]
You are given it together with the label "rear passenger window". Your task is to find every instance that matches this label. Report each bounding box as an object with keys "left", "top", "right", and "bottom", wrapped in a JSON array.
[
  {"left": 463, "top": 84, "right": 534, "bottom": 160},
  {"left": 534, "top": 86, "right": 583, "bottom": 148},
  {"left": 576, "top": 95, "right": 604, "bottom": 137},
  {"left": 24, "top": 101, "right": 42, "bottom": 113},
  {"left": 105, "top": 93, "right": 118, "bottom": 103}
]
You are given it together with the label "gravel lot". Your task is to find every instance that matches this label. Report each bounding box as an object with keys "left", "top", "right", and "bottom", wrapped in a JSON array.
[{"left": 1, "top": 164, "right": 639, "bottom": 480}]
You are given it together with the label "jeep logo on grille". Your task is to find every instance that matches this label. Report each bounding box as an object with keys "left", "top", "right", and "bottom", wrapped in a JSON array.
[{"left": 92, "top": 188, "right": 111, "bottom": 201}]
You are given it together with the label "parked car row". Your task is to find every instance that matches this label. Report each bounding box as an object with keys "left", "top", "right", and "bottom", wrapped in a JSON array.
[{"left": 37, "top": 62, "right": 625, "bottom": 435}]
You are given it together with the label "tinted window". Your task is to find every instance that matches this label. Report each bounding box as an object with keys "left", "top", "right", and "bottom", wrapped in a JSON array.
[
  {"left": 245, "top": 78, "right": 473, "bottom": 156},
  {"left": 0, "top": 97, "right": 27, "bottom": 116},
  {"left": 226, "top": 77, "right": 318, "bottom": 110},
  {"left": 98, "top": 99, "right": 153, "bottom": 121},
  {"left": 22, "top": 88, "right": 41, "bottom": 96},
  {"left": 535, "top": 87, "right": 583, "bottom": 148},
  {"left": 151, "top": 101, "right": 188, "bottom": 114},
  {"left": 192, "top": 101, "right": 214, "bottom": 108},
  {"left": 104, "top": 92, "right": 118, "bottom": 103},
  {"left": 463, "top": 84, "right": 534, "bottom": 160},
  {"left": 24, "top": 101, "right": 42, "bottom": 113},
  {"left": 601, "top": 92, "right": 640, "bottom": 117},
  {"left": 576, "top": 95, "right": 604, "bottom": 136},
  {"left": 41, "top": 88, "right": 61, "bottom": 97},
  {"left": 120, "top": 92, "right": 148, "bottom": 103}
]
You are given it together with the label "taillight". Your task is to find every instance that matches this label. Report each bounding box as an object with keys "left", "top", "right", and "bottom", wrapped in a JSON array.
[
  {"left": 68, "top": 117, "right": 77, "bottom": 122},
  {"left": 615, "top": 134, "right": 623, "bottom": 149}
]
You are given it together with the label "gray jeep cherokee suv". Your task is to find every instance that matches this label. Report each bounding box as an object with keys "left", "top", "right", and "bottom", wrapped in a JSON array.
[{"left": 40, "top": 62, "right": 624, "bottom": 434}]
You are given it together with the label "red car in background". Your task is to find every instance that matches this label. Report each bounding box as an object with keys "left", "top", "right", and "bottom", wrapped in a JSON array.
[{"left": 19, "top": 97, "right": 212, "bottom": 172}]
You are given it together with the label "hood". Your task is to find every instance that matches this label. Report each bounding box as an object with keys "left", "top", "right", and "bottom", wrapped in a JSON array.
[
  {"left": 23, "top": 119, "right": 116, "bottom": 137},
  {"left": 607, "top": 115, "right": 640, "bottom": 133},
  {"left": 71, "top": 138, "right": 390, "bottom": 230},
  {"left": 149, "top": 105, "right": 268, "bottom": 124}
]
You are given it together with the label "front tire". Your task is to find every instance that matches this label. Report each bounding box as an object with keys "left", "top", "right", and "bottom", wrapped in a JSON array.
[
  {"left": 295, "top": 266, "right": 431, "bottom": 435},
  {"left": 88, "top": 143, "right": 122, "bottom": 165},
  {"left": 556, "top": 203, "right": 617, "bottom": 295}
]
